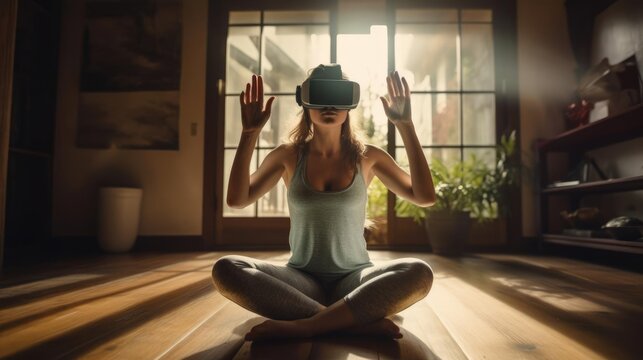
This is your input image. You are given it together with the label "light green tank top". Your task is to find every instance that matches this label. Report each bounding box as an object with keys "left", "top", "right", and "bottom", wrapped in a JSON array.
[{"left": 286, "top": 147, "right": 373, "bottom": 275}]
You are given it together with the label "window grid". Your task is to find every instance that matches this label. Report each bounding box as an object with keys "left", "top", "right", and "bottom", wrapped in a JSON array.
[
  {"left": 397, "top": 8, "right": 495, "bottom": 164},
  {"left": 226, "top": 11, "right": 331, "bottom": 217},
  {"left": 225, "top": 8, "right": 496, "bottom": 218}
]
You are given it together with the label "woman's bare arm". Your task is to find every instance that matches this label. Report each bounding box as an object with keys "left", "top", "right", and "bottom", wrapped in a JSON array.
[
  {"left": 376, "top": 71, "right": 436, "bottom": 207},
  {"left": 226, "top": 74, "right": 283, "bottom": 208}
]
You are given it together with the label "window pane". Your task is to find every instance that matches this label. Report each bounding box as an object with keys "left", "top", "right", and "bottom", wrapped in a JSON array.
[
  {"left": 461, "top": 9, "right": 492, "bottom": 22},
  {"left": 261, "top": 25, "right": 330, "bottom": 93},
  {"left": 258, "top": 149, "right": 289, "bottom": 217},
  {"left": 396, "top": 9, "right": 457, "bottom": 23},
  {"left": 463, "top": 94, "right": 495, "bottom": 145},
  {"left": 223, "top": 149, "right": 257, "bottom": 217},
  {"left": 462, "top": 24, "right": 494, "bottom": 91},
  {"left": 395, "top": 147, "right": 461, "bottom": 171},
  {"left": 225, "top": 96, "right": 242, "bottom": 147},
  {"left": 226, "top": 95, "right": 300, "bottom": 148},
  {"left": 226, "top": 26, "right": 260, "bottom": 93},
  {"left": 395, "top": 24, "right": 459, "bottom": 91},
  {"left": 258, "top": 96, "right": 301, "bottom": 147},
  {"left": 337, "top": 25, "right": 389, "bottom": 148},
  {"left": 396, "top": 94, "right": 460, "bottom": 146},
  {"left": 229, "top": 11, "right": 260, "bottom": 24},
  {"left": 264, "top": 10, "right": 329, "bottom": 24},
  {"left": 464, "top": 148, "right": 496, "bottom": 169}
]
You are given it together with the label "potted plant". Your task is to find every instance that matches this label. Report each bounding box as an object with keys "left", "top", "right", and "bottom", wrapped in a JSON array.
[
  {"left": 365, "top": 177, "right": 388, "bottom": 245},
  {"left": 396, "top": 131, "right": 518, "bottom": 255},
  {"left": 467, "top": 131, "right": 520, "bottom": 248}
]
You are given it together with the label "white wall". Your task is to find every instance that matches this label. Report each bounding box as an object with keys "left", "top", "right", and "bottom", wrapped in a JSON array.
[
  {"left": 52, "top": 0, "right": 208, "bottom": 236},
  {"left": 517, "top": 0, "right": 578, "bottom": 237}
]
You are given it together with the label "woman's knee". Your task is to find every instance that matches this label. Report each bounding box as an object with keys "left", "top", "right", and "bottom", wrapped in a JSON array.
[
  {"left": 404, "top": 259, "right": 434, "bottom": 297},
  {"left": 211, "top": 255, "right": 247, "bottom": 290}
]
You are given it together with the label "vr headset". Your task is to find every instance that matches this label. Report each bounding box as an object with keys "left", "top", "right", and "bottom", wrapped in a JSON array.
[{"left": 295, "top": 65, "right": 360, "bottom": 109}]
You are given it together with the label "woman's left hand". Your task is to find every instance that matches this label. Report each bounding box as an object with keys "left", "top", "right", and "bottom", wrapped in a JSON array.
[{"left": 380, "top": 71, "right": 413, "bottom": 126}]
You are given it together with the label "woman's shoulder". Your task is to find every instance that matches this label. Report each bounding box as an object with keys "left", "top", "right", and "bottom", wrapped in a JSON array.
[
  {"left": 267, "top": 143, "right": 300, "bottom": 166},
  {"left": 363, "top": 143, "right": 388, "bottom": 159}
]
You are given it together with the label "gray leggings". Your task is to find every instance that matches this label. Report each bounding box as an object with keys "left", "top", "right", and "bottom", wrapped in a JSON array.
[{"left": 211, "top": 255, "right": 433, "bottom": 324}]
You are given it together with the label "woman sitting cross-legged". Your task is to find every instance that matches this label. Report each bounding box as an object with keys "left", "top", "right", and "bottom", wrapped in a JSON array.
[{"left": 212, "top": 64, "right": 436, "bottom": 341}]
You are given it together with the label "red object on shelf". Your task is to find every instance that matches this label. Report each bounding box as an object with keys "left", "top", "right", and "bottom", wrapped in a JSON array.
[{"left": 564, "top": 99, "right": 593, "bottom": 129}]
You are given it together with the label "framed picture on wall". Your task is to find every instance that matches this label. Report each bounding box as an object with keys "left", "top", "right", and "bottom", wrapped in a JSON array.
[{"left": 77, "top": 0, "right": 181, "bottom": 150}]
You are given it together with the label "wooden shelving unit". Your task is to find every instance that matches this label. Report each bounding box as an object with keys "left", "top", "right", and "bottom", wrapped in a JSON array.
[
  {"left": 537, "top": 104, "right": 643, "bottom": 254},
  {"left": 538, "top": 104, "right": 643, "bottom": 152}
]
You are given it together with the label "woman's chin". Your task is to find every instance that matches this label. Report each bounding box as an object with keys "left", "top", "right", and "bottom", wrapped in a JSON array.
[{"left": 323, "top": 116, "right": 346, "bottom": 123}]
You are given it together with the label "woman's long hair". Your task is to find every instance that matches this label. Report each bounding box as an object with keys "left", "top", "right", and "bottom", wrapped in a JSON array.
[{"left": 288, "top": 66, "right": 365, "bottom": 167}]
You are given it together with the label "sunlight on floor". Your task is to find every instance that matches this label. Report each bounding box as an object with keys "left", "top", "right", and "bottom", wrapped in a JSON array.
[
  {"left": 489, "top": 276, "right": 613, "bottom": 313},
  {"left": 0, "top": 274, "right": 104, "bottom": 298},
  {"left": 428, "top": 275, "right": 604, "bottom": 359}
]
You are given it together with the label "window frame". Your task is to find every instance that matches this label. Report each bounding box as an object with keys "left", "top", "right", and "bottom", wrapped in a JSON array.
[{"left": 204, "top": 0, "right": 520, "bottom": 249}]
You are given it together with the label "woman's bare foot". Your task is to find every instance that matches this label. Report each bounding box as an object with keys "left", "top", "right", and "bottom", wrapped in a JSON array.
[
  {"left": 340, "top": 318, "right": 402, "bottom": 339},
  {"left": 245, "top": 319, "right": 312, "bottom": 341}
]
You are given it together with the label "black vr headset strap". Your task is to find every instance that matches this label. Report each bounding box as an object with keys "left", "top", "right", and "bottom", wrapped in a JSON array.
[{"left": 296, "top": 85, "right": 302, "bottom": 106}]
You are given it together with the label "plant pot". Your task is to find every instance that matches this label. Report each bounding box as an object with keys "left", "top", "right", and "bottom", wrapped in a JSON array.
[
  {"left": 424, "top": 210, "right": 471, "bottom": 256},
  {"left": 468, "top": 217, "right": 507, "bottom": 247},
  {"left": 364, "top": 216, "right": 388, "bottom": 245}
]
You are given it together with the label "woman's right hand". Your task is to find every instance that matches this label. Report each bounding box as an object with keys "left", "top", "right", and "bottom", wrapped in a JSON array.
[{"left": 240, "top": 74, "right": 275, "bottom": 134}]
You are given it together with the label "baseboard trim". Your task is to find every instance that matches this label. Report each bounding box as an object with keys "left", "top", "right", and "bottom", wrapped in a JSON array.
[
  {"left": 367, "top": 244, "right": 432, "bottom": 252},
  {"left": 210, "top": 244, "right": 290, "bottom": 251},
  {"left": 134, "top": 236, "right": 204, "bottom": 252},
  {"left": 52, "top": 235, "right": 206, "bottom": 254}
]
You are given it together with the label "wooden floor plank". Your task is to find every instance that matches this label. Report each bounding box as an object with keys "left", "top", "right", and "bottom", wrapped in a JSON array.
[
  {"left": 0, "top": 252, "right": 267, "bottom": 359},
  {"left": 426, "top": 254, "right": 642, "bottom": 359},
  {"left": 430, "top": 275, "right": 602, "bottom": 359},
  {"left": 422, "top": 255, "right": 607, "bottom": 360},
  {"left": 74, "top": 292, "right": 228, "bottom": 359},
  {"left": 158, "top": 301, "right": 261, "bottom": 360},
  {"left": 0, "top": 259, "right": 213, "bottom": 326},
  {"left": 477, "top": 253, "right": 643, "bottom": 309},
  {"left": 0, "top": 270, "right": 212, "bottom": 358},
  {"left": 395, "top": 296, "right": 467, "bottom": 360}
]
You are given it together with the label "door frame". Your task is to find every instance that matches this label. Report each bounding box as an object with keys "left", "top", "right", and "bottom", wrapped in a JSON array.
[{"left": 0, "top": 0, "right": 18, "bottom": 270}]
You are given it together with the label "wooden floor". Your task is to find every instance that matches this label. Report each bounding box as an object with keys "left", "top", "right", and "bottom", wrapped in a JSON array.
[{"left": 1, "top": 250, "right": 642, "bottom": 360}]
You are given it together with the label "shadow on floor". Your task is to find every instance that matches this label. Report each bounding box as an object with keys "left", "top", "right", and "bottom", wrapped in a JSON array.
[{"left": 185, "top": 322, "right": 439, "bottom": 360}]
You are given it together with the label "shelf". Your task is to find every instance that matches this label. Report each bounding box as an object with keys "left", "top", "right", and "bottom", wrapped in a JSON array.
[
  {"left": 543, "top": 234, "right": 643, "bottom": 254},
  {"left": 538, "top": 104, "right": 643, "bottom": 152},
  {"left": 543, "top": 175, "right": 643, "bottom": 195}
]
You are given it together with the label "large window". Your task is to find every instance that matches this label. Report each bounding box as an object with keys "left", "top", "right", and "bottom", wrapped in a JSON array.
[{"left": 222, "top": 7, "right": 500, "bottom": 240}]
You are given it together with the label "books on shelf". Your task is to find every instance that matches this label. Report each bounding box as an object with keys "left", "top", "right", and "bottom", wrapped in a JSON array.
[
  {"left": 547, "top": 156, "right": 609, "bottom": 188},
  {"left": 562, "top": 228, "right": 609, "bottom": 238},
  {"left": 549, "top": 180, "right": 580, "bottom": 187}
]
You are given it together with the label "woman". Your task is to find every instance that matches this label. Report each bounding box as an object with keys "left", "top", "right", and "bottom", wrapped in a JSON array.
[{"left": 212, "top": 64, "right": 436, "bottom": 341}]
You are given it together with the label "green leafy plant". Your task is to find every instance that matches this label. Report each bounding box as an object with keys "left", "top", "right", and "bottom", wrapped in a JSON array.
[
  {"left": 396, "top": 131, "right": 519, "bottom": 223},
  {"left": 366, "top": 177, "right": 387, "bottom": 219},
  {"left": 471, "top": 130, "right": 519, "bottom": 219}
]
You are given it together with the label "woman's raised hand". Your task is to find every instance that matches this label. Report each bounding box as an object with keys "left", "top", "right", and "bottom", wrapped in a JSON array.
[
  {"left": 240, "top": 74, "right": 275, "bottom": 134},
  {"left": 380, "top": 71, "right": 412, "bottom": 126}
]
